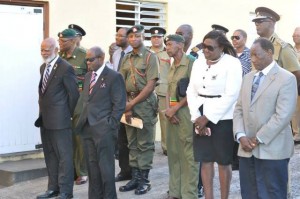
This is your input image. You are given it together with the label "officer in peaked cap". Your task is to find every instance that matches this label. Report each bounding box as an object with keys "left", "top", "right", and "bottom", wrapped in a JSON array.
[
  {"left": 149, "top": 26, "right": 170, "bottom": 156},
  {"left": 252, "top": 7, "right": 280, "bottom": 22},
  {"left": 150, "top": 27, "right": 166, "bottom": 37},
  {"left": 68, "top": 24, "right": 86, "bottom": 47},
  {"left": 126, "top": 24, "right": 145, "bottom": 35},
  {"left": 211, "top": 24, "right": 229, "bottom": 34}
]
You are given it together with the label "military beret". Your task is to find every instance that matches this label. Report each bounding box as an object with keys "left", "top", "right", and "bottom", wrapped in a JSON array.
[
  {"left": 127, "top": 25, "right": 144, "bottom": 35},
  {"left": 164, "top": 34, "right": 185, "bottom": 44},
  {"left": 211, "top": 24, "right": 229, "bottom": 34},
  {"left": 150, "top": 27, "right": 166, "bottom": 37},
  {"left": 252, "top": 7, "right": 280, "bottom": 22},
  {"left": 58, "top": 29, "right": 77, "bottom": 38},
  {"left": 68, "top": 24, "right": 86, "bottom": 36}
]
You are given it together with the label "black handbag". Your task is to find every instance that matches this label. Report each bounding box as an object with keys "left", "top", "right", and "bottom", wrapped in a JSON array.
[{"left": 176, "top": 77, "right": 189, "bottom": 101}]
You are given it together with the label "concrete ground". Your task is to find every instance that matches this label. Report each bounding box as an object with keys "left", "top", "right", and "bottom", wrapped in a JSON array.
[{"left": 0, "top": 142, "right": 300, "bottom": 199}]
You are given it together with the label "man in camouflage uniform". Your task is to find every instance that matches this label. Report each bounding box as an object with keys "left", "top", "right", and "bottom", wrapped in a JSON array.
[
  {"left": 119, "top": 25, "right": 159, "bottom": 195},
  {"left": 164, "top": 34, "right": 199, "bottom": 199},
  {"left": 58, "top": 28, "right": 88, "bottom": 185},
  {"left": 149, "top": 27, "right": 170, "bottom": 155}
]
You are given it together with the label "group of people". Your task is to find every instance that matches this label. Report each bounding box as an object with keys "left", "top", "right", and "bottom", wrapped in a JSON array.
[{"left": 35, "top": 5, "right": 300, "bottom": 199}]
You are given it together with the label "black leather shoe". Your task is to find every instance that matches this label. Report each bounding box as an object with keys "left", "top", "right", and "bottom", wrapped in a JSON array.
[
  {"left": 198, "top": 186, "right": 204, "bottom": 198},
  {"left": 115, "top": 172, "right": 132, "bottom": 182},
  {"left": 55, "top": 193, "right": 73, "bottom": 199},
  {"left": 36, "top": 190, "right": 59, "bottom": 199},
  {"left": 134, "top": 169, "right": 151, "bottom": 195}
]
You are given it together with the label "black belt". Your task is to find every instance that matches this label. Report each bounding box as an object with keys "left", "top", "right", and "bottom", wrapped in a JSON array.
[{"left": 198, "top": 94, "right": 221, "bottom": 98}]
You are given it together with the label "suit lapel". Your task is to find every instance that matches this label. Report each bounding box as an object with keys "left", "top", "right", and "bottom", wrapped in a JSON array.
[
  {"left": 89, "top": 66, "right": 109, "bottom": 98},
  {"left": 42, "top": 57, "right": 60, "bottom": 95},
  {"left": 39, "top": 63, "right": 46, "bottom": 91},
  {"left": 251, "top": 64, "right": 278, "bottom": 105}
]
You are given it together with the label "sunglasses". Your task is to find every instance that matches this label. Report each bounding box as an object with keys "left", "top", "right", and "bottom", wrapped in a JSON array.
[
  {"left": 85, "top": 57, "right": 99, "bottom": 62},
  {"left": 231, "top": 36, "right": 240, "bottom": 40},
  {"left": 202, "top": 44, "right": 217, "bottom": 52}
]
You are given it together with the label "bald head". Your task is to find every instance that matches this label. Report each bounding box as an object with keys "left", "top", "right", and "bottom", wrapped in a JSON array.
[
  {"left": 176, "top": 24, "right": 193, "bottom": 52},
  {"left": 293, "top": 27, "right": 300, "bottom": 46},
  {"left": 86, "top": 46, "right": 105, "bottom": 71},
  {"left": 41, "top": 37, "right": 58, "bottom": 63}
]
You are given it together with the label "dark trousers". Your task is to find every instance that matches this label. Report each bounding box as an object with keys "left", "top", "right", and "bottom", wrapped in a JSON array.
[
  {"left": 117, "top": 123, "right": 131, "bottom": 175},
  {"left": 239, "top": 156, "right": 289, "bottom": 199},
  {"left": 82, "top": 123, "right": 117, "bottom": 199},
  {"left": 40, "top": 128, "right": 74, "bottom": 194}
]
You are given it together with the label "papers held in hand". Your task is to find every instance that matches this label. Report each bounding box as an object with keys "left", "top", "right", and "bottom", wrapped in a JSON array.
[{"left": 121, "top": 114, "right": 143, "bottom": 129}]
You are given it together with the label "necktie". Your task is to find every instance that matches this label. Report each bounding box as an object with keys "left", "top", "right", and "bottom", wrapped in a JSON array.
[
  {"left": 117, "top": 51, "right": 125, "bottom": 71},
  {"left": 41, "top": 63, "right": 51, "bottom": 93},
  {"left": 89, "top": 72, "right": 97, "bottom": 94},
  {"left": 251, "top": 72, "right": 264, "bottom": 100}
]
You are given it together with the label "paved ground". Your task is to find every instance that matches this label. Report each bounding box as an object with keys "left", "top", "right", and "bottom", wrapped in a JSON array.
[{"left": 0, "top": 142, "right": 300, "bottom": 199}]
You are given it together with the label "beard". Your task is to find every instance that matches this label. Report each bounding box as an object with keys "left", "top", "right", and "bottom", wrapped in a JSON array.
[{"left": 43, "top": 53, "right": 56, "bottom": 64}]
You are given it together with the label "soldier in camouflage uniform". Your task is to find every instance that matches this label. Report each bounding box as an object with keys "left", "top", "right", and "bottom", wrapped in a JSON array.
[
  {"left": 119, "top": 25, "right": 159, "bottom": 195},
  {"left": 58, "top": 28, "right": 88, "bottom": 185},
  {"left": 164, "top": 34, "right": 199, "bottom": 199},
  {"left": 148, "top": 27, "right": 170, "bottom": 155}
]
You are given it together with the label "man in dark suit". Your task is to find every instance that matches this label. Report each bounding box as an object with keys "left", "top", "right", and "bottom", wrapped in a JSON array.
[
  {"left": 35, "top": 38, "right": 79, "bottom": 199},
  {"left": 75, "top": 46, "right": 126, "bottom": 199},
  {"left": 233, "top": 38, "right": 297, "bottom": 199}
]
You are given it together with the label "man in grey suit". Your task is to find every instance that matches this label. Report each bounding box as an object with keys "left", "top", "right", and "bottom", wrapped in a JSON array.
[
  {"left": 233, "top": 38, "right": 297, "bottom": 199},
  {"left": 35, "top": 38, "right": 79, "bottom": 199},
  {"left": 75, "top": 46, "right": 126, "bottom": 199}
]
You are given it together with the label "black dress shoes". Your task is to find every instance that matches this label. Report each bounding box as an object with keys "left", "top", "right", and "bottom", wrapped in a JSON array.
[
  {"left": 36, "top": 190, "right": 59, "bottom": 199},
  {"left": 115, "top": 172, "right": 132, "bottom": 182},
  {"left": 55, "top": 193, "right": 73, "bottom": 199},
  {"left": 198, "top": 185, "right": 204, "bottom": 198}
]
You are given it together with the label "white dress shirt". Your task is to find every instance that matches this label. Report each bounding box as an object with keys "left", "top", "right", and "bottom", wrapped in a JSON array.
[
  {"left": 187, "top": 53, "right": 242, "bottom": 124},
  {"left": 43, "top": 55, "right": 59, "bottom": 79},
  {"left": 106, "top": 45, "right": 132, "bottom": 71}
]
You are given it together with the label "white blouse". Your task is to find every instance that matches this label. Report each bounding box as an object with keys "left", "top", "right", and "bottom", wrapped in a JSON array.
[{"left": 187, "top": 53, "right": 242, "bottom": 124}]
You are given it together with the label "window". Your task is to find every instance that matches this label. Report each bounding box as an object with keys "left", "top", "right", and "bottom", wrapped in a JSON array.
[{"left": 116, "top": 0, "right": 167, "bottom": 42}]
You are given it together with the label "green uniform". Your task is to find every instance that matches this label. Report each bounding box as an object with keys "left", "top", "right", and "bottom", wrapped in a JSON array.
[
  {"left": 270, "top": 33, "right": 300, "bottom": 72},
  {"left": 59, "top": 47, "right": 88, "bottom": 177},
  {"left": 166, "top": 54, "right": 199, "bottom": 199},
  {"left": 150, "top": 46, "right": 170, "bottom": 153},
  {"left": 120, "top": 45, "right": 159, "bottom": 170}
]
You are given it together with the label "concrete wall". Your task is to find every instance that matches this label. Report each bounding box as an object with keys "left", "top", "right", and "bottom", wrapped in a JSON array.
[{"left": 44, "top": 0, "right": 300, "bottom": 55}]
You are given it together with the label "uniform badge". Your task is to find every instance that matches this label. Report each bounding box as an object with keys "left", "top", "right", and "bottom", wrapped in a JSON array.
[
  {"left": 133, "top": 28, "right": 137, "bottom": 32},
  {"left": 59, "top": 33, "right": 63, "bottom": 38},
  {"left": 100, "top": 78, "right": 106, "bottom": 88},
  {"left": 155, "top": 30, "right": 158, "bottom": 34}
]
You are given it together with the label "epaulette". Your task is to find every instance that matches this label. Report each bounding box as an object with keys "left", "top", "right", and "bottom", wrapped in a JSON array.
[
  {"left": 270, "top": 34, "right": 288, "bottom": 48},
  {"left": 191, "top": 46, "right": 200, "bottom": 54}
]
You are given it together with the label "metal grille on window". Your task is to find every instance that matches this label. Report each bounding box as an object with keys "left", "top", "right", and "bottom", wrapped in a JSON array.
[{"left": 116, "top": 0, "right": 166, "bottom": 44}]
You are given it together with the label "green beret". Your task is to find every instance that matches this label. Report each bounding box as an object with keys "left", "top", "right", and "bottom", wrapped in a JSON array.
[
  {"left": 127, "top": 25, "right": 144, "bottom": 36},
  {"left": 252, "top": 7, "right": 280, "bottom": 22},
  {"left": 164, "top": 34, "right": 185, "bottom": 44},
  {"left": 58, "top": 29, "right": 77, "bottom": 38}
]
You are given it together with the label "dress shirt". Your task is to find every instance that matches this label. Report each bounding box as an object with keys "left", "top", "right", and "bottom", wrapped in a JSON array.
[
  {"left": 106, "top": 45, "right": 132, "bottom": 71},
  {"left": 186, "top": 54, "right": 242, "bottom": 124},
  {"left": 93, "top": 63, "right": 106, "bottom": 83},
  {"left": 43, "top": 55, "right": 59, "bottom": 79},
  {"left": 236, "top": 61, "right": 276, "bottom": 142},
  {"left": 237, "top": 47, "right": 251, "bottom": 77}
]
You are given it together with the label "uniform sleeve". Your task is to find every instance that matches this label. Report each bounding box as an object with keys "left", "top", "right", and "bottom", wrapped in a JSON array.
[
  {"left": 279, "top": 45, "right": 300, "bottom": 72},
  {"left": 146, "top": 53, "right": 159, "bottom": 81}
]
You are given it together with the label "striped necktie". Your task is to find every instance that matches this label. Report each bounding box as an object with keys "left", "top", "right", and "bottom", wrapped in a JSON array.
[
  {"left": 89, "top": 72, "right": 97, "bottom": 94},
  {"left": 41, "top": 63, "right": 51, "bottom": 93},
  {"left": 251, "top": 72, "right": 264, "bottom": 100}
]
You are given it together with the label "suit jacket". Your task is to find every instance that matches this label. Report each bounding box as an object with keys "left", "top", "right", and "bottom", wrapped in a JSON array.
[
  {"left": 75, "top": 65, "right": 126, "bottom": 136},
  {"left": 35, "top": 57, "right": 79, "bottom": 130},
  {"left": 233, "top": 63, "right": 297, "bottom": 160}
]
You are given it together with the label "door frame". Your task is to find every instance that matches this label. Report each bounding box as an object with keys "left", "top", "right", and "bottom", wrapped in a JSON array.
[{"left": 0, "top": 0, "right": 49, "bottom": 38}]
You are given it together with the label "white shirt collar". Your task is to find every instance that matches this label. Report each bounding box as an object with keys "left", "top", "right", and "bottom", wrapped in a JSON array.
[{"left": 255, "top": 60, "right": 275, "bottom": 76}]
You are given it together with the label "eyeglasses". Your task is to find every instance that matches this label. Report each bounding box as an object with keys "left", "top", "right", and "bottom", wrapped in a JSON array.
[
  {"left": 202, "top": 44, "right": 217, "bottom": 52},
  {"left": 231, "top": 36, "right": 240, "bottom": 40},
  {"left": 85, "top": 57, "right": 99, "bottom": 62}
]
